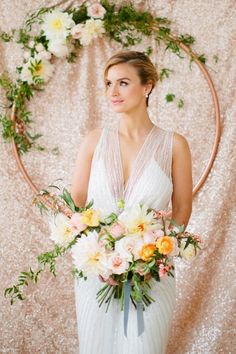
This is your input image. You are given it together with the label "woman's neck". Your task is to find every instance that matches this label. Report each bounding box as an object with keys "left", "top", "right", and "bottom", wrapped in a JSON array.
[{"left": 117, "top": 108, "right": 154, "bottom": 138}]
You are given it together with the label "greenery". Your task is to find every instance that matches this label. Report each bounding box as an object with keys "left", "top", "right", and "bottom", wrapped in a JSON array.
[
  {"left": 165, "top": 93, "right": 175, "bottom": 102},
  {"left": 0, "top": 0, "right": 211, "bottom": 155},
  {"left": 4, "top": 240, "right": 77, "bottom": 305}
]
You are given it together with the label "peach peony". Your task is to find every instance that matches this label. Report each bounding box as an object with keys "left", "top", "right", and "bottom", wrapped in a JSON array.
[
  {"left": 139, "top": 244, "right": 156, "bottom": 261},
  {"left": 156, "top": 236, "right": 174, "bottom": 255}
]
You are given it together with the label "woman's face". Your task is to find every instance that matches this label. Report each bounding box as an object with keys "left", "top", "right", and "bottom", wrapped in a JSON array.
[{"left": 105, "top": 63, "right": 151, "bottom": 114}]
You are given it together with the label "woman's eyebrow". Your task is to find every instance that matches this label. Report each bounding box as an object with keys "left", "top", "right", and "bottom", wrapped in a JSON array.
[{"left": 106, "top": 77, "right": 131, "bottom": 81}]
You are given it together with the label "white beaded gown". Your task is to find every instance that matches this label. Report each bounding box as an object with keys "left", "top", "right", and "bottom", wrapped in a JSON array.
[{"left": 74, "top": 121, "right": 176, "bottom": 354}]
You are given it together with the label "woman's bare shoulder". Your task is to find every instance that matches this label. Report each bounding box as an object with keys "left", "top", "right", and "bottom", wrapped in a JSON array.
[
  {"left": 173, "top": 132, "right": 190, "bottom": 149},
  {"left": 172, "top": 132, "right": 191, "bottom": 159}
]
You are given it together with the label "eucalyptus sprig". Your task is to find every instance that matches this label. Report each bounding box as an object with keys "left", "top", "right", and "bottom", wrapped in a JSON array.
[{"left": 4, "top": 238, "right": 78, "bottom": 305}]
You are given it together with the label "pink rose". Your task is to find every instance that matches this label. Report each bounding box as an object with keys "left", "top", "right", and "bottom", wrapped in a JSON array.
[
  {"left": 98, "top": 275, "right": 119, "bottom": 286},
  {"left": 87, "top": 3, "right": 106, "bottom": 19},
  {"left": 154, "top": 210, "right": 169, "bottom": 219},
  {"left": 70, "top": 213, "right": 87, "bottom": 234},
  {"left": 71, "top": 24, "right": 84, "bottom": 39},
  {"left": 159, "top": 264, "right": 167, "bottom": 278},
  {"left": 108, "top": 253, "right": 129, "bottom": 275},
  {"left": 109, "top": 222, "right": 125, "bottom": 238},
  {"left": 158, "top": 263, "right": 172, "bottom": 278}
]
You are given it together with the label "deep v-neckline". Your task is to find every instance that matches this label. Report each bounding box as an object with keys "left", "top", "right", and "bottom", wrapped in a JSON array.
[{"left": 116, "top": 124, "right": 156, "bottom": 194}]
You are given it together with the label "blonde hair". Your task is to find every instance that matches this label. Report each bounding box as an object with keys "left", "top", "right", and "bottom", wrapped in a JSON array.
[{"left": 103, "top": 50, "right": 158, "bottom": 106}]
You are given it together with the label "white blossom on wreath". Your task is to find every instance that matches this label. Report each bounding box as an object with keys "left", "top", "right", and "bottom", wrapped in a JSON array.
[
  {"left": 47, "top": 39, "right": 70, "bottom": 58},
  {"left": 41, "top": 9, "right": 75, "bottom": 41},
  {"left": 20, "top": 55, "right": 54, "bottom": 84},
  {"left": 71, "top": 18, "right": 105, "bottom": 46}
]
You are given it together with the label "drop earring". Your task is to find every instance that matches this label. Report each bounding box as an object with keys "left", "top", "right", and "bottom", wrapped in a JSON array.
[{"left": 145, "top": 93, "right": 149, "bottom": 98}]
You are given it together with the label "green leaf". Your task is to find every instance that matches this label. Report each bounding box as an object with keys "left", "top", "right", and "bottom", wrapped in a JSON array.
[
  {"left": 198, "top": 54, "right": 206, "bottom": 64},
  {"left": 159, "top": 68, "right": 174, "bottom": 81},
  {"left": 59, "top": 188, "right": 76, "bottom": 212},
  {"left": 16, "top": 28, "right": 30, "bottom": 45},
  {"left": 71, "top": 4, "right": 88, "bottom": 24},
  {"left": 213, "top": 54, "right": 219, "bottom": 63},
  {"left": 178, "top": 34, "right": 195, "bottom": 46},
  {"left": 67, "top": 52, "right": 77, "bottom": 63},
  {"left": 165, "top": 93, "right": 175, "bottom": 102},
  {"left": 85, "top": 199, "right": 94, "bottom": 210},
  {"left": 177, "top": 99, "right": 184, "bottom": 108},
  {"left": 144, "top": 46, "right": 153, "bottom": 56}
]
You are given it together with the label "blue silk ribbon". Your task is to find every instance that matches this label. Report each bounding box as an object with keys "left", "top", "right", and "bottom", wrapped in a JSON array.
[
  {"left": 123, "top": 280, "right": 144, "bottom": 337},
  {"left": 124, "top": 279, "right": 131, "bottom": 337}
]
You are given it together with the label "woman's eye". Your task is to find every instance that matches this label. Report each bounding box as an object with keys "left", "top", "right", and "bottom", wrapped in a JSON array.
[{"left": 106, "top": 81, "right": 128, "bottom": 87}]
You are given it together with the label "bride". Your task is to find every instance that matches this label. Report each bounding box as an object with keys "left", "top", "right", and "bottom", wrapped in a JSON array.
[{"left": 70, "top": 50, "right": 192, "bottom": 354}]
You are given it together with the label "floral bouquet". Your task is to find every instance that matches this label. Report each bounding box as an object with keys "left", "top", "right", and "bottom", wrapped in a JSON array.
[{"left": 4, "top": 188, "right": 202, "bottom": 336}]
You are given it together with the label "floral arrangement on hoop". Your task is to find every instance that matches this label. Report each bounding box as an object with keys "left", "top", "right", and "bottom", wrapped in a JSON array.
[
  {"left": 4, "top": 187, "right": 202, "bottom": 336},
  {"left": 0, "top": 0, "right": 207, "bottom": 154}
]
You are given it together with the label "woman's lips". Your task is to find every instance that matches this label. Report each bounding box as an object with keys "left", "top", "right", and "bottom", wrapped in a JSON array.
[{"left": 111, "top": 100, "right": 124, "bottom": 105}]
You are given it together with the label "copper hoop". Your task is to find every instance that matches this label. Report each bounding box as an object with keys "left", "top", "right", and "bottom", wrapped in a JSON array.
[{"left": 11, "top": 38, "right": 221, "bottom": 198}]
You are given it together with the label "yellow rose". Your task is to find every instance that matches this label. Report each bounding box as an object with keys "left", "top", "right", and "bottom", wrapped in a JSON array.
[
  {"left": 81, "top": 209, "right": 100, "bottom": 227},
  {"left": 139, "top": 244, "right": 156, "bottom": 261},
  {"left": 156, "top": 236, "right": 173, "bottom": 255}
]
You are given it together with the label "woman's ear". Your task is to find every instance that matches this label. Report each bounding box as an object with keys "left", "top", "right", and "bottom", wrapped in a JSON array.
[{"left": 145, "top": 81, "right": 153, "bottom": 96}]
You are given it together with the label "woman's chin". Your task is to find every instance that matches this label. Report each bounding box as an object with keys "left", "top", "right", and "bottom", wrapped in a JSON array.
[{"left": 111, "top": 106, "right": 126, "bottom": 113}]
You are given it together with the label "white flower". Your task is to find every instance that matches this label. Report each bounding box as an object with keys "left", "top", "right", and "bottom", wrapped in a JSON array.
[
  {"left": 118, "top": 204, "right": 157, "bottom": 235},
  {"left": 168, "top": 237, "right": 180, "bottom": 257},
  {"left": 37, "top": 50, "right": 52, "bottom": 61},
  {"left": 20, "top": 55, "right": 54, "bottom": 84},
  {"left": 49, "top": 213, "right": 75, "bottom": 246},
  {"left": 87, "top": 3, "right": 106, "bottom": 19},
  {"left": 115, "top": 234, "right": 144, "bottom": 261},
  {"left": 80, "top": 18, "right": 105, "bottom": 46},
  {"left": 35, "top": 43, "right": 45, "bottom": 53},
  {"left": 72, "top": 231, "right": 111, "bottom": 278},
  {"left": 42, "top": 9, "right": 75, "bottom": 41},
  {"left": 107, "top": 252, "right": 129, "bottom": 274},
  {"left": 48, "top": 39, "right": 69, "bottom": 58},
  {"left": 180, "top": 241, "right": 197, "bottom": 260}
]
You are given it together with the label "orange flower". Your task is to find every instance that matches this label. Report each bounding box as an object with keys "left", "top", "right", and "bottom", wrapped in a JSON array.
[
  {"left": 156, "top": 236, "right": 173, "bottom": 255},
  {"left": 139, "top": 244, "right": 156, "bottom": 261}
]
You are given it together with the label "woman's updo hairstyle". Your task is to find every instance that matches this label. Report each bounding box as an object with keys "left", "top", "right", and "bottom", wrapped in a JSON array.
[{"left": 103, "top": 50, "right": 158, "bottom": 106}]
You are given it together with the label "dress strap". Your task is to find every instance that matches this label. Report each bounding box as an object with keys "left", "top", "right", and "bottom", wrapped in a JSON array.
[{"left": 153, "top": 129, "right": 174, "bottom": 180}]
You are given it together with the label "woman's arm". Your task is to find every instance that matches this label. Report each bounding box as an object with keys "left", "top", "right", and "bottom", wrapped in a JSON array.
[
  {"left": 70, "top": 128, "right": 102, "bottom": 208},
  {"left": 170, "top": 132, "right": 193, "bottom": 230}
]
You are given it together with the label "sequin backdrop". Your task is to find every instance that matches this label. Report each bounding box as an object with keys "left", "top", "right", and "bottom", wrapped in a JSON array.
[{"left": 0, "top": 1, "right": 235, "bottom": 353}]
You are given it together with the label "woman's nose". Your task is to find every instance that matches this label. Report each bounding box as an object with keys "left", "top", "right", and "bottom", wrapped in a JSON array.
[{"left": 110, "top": 84, "right": 119, "bottom": 96}]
